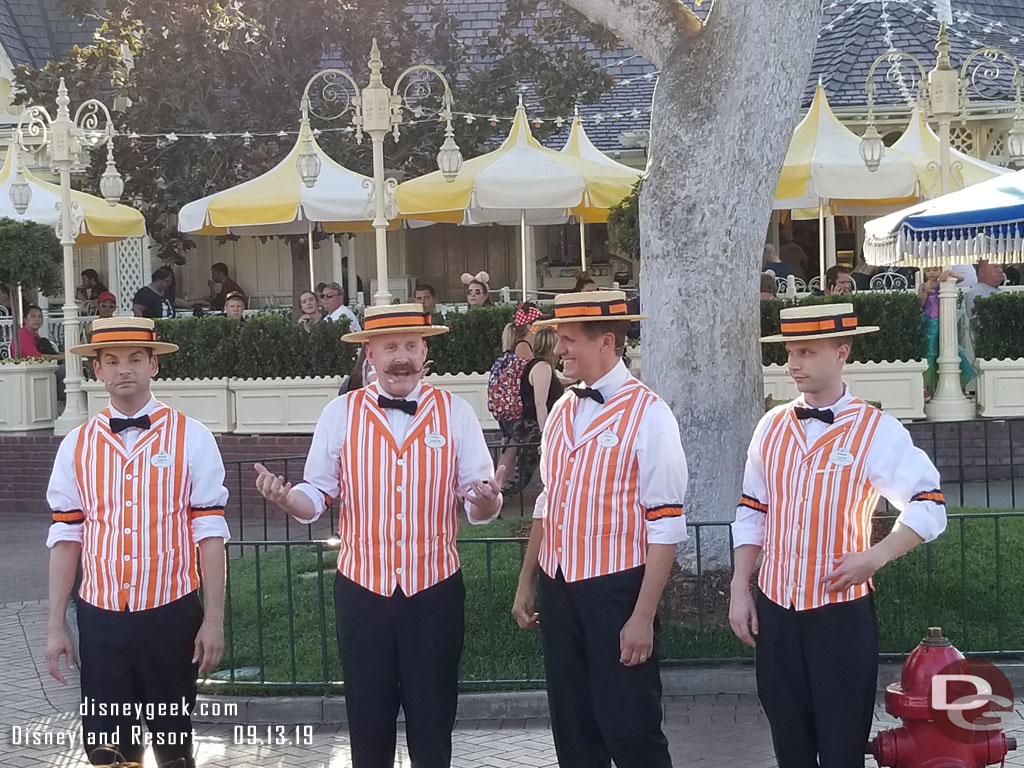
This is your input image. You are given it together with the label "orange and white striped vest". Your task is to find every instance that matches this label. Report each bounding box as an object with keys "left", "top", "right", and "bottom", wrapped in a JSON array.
[
  {"left": 71, "top": 405, "right": 214, "bottom": 612},
  {"left": 539, "top": 380, "right": 659, "bottom": 582},
  {"left": 336, "top": 384, "right": 459, "bottom": 597},
  {"left": 754, "top": 398, "right": 885, "bottom": 610}
]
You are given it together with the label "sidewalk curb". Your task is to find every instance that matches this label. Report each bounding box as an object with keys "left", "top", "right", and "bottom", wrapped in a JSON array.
[{"left": 193, "top": 661, "right": 1024, "bottom": 725}]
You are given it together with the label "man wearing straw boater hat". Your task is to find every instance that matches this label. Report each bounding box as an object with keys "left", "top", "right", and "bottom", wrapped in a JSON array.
[
  {"left": 730, "top": 302, "right": 947, "bottom": 767},
  {"left": 511, "top": 290, "right": 688, "bottom": 768},
  {"left": 44, "top": 317, "right": 230, "bottom": 768},
  {"left": 254, "top": 303, "right": 504, "bottom": 768}
]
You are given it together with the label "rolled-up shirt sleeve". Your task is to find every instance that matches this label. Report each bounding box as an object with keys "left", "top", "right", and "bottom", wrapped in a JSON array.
[
  {"left": 294, "top": 396, "right": 347, "bottom": 524},
  {"left": 868, "top": 415, "right": 947, "bottom": 543},
  {"left": 452, "top": 397, "right": 499, "bottom": 525},
  {"left": 186, "top": 419, "right": 231, "bottom": 542},
  {"left": 637, "top": 401, "right": 688, "bottom": 545},
  {"left": 732, "top": 411, "right": 773, "bottom": 549},
  {"left": 46, "top": 429, "right": 86, "bottom": 549}
]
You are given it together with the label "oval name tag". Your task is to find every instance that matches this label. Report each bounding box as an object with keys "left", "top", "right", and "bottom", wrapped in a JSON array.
[
  {"left": 597, "top": 430, "right": 619, "bottom": 448},
  {"left": 830, "top": 448, "right": 854, "bottom": 467},
  {"left": 424, "top": 432, "right": 447, "bottom": 449},
  {"left": 151, "top": 451, "right": 174, "bottom": 469}
]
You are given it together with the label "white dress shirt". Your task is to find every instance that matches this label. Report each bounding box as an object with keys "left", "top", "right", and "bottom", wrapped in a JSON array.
[
  {"left": 46, "top": 395, "right": 231, "bottom": 548},
  {"left": 950, "top": 264, "right": 978, "bottom": 289},
  {"left": 295, "top": 381, "right": 498, "bottom": 524},
  {"left": 732, "top": 385, "right": 946, "bottom": 549},
  {"left": 327, "top": 304, "right": 362, "bottom": 331},
  {"left": 533, "top": 361, "right": 689, "bottom": 545}
]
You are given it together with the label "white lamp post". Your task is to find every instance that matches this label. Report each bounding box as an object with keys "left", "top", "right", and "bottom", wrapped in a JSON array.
[
  {"left": 861, "top": 25, "right": 1024, "bottom": 422},
  {"left": 298, "top": 39, "right": 462, "bottom": 305},
  {"left": 12, "top": 78, "right": 124, "bottom": 435}
]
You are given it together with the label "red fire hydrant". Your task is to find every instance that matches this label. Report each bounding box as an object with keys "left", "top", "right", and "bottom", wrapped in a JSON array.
[{"left": 869, "top": 627, "right": 1017, "bottom": 768}]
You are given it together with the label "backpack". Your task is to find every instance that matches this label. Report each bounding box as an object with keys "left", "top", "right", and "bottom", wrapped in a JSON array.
[{"left": 487, "top": 351, "right": 530, "bottom": 422}]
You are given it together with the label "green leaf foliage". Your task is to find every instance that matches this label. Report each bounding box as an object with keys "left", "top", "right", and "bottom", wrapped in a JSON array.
[
  {"left": 972, "top": 292, "right": 1024, "bottom": 360},
  {"left": 606, "top": 179, "right": 640, "bottom": 261},
  {"left": 113, "top": 315, "right": 359, "bottom": 380},
  {"left": 760, "top": 293, "right": 926, "bottom": 365},
  {"left": 427, "top": 306, "right": 516, "bottom": 375},
  {"left": 16, "top": 1, "right": 614, "bottom": 264},
  {"left": 0, "top": 218, "right": 62, "bottom": 297}
]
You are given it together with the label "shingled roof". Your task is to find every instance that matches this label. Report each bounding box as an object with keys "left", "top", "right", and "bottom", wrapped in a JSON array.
[
  {"left": 3, "top": 0, "right": 1023, "bottom": 151},
  {"left": 0, "top": 0, "right": 97, "bottom": 69}
]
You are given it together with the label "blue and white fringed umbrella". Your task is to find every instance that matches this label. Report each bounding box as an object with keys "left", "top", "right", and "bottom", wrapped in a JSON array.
[{"left": 864, "top": 168, "right": 1024, "bottom": 268}]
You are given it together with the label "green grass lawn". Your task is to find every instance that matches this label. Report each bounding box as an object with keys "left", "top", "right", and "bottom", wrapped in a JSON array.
[{"left": 210, "top": 509, "right": 1024, "bottom": 693}]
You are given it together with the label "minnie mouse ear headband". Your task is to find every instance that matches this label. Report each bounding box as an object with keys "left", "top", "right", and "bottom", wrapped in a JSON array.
[
  {"left": 513, "top": 302, "right": 545, "bottom": 327},
  {"left": 461, "top": 271, "right": 490, "bottom": 288}
]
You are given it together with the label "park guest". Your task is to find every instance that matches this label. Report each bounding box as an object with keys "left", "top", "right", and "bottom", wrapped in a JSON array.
[{"left": 462, "top": 271, "right": 493, "bottom": 308}]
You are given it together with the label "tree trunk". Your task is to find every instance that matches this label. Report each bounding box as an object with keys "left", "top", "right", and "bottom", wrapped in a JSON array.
[{"left": 564, "top": 0, "right": 822, "bottom": 567}]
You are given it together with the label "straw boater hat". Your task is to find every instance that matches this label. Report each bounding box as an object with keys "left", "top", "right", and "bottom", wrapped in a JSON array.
[
  {"left": 341, "top": 303, "right": 450, "bottom": 343},
  {"left": 70, "top": 317, "right": 179, "bottom": 356},
  {"left": 534, "top": 290, "right": 646, "bottom": 326},
  {"left": 759, "top": 303, "right": 879, "bottom": 343}
]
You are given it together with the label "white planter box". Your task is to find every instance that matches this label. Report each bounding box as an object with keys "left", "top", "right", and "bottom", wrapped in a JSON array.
[
  {"left": 231, "top": 377, "right": 342, "bottom": 434},
  {"left": 425, "top": 372, "right": 497, "bottom": 431},
  {"left": 763, "top": 360, "right": 927, "bottom": 420},
  {"left": 83, "top": 378, "right": 234, "bottom": 433},
  {"left": 0, "top": 361, "right": 58, "bottom": 431},
  {"left": 976, "top": 359, "right": 1024, "bottom": 418}
]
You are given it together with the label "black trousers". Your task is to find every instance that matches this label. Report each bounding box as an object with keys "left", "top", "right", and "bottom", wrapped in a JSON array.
[
  {"left": 538, "top": 566, "right": 671, "bottom": 768},
  {"left": 77, "top": 591, "right": 204, "bottom": 767},
  {"left": 334, "top": 571, "right": 465, "bottom": 768},
  {"left": 755, "top": 590, "right": 878, "bottom": 768}
]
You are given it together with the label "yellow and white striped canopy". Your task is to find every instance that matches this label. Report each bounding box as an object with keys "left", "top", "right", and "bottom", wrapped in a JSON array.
[
  {"left": 396, "top": 98, "right": 643, "bottom": 225},
  {"left": 0, "top": 145, "right": 145, "bottom": 245},
  {"left": 559, "top": 115, "right": 642, "bottom": 223},
  {"left": 178, "top": 124, "right": 384, "bottom": 235},
  {"left": 774, "top": 83, "right": 919, "bottom": 212}
]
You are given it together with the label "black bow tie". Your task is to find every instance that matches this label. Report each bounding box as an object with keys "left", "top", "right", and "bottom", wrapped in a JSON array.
[
  {"left": 378, "top": 395, "right": 417, "bottom": 416},
  {"left": 109, "top": 414, "right": 152, "bottom": 434},
  {"left": 794, "top": 406, "right": 834, "bottom": 425},
  {"left": 570, "top": 387, "right": 605, "bottom": 404}
]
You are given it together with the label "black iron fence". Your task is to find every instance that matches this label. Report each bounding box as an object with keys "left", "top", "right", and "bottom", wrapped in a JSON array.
[{"left": 203, "top": 511, "right": 1024, "bottom": 694}]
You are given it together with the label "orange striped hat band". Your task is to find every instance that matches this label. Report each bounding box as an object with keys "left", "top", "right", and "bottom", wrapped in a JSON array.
[
  {"left": 779, "top": 313, "right": 858, "bottom": 337},
  {"left": 89, "top": 327, "right": 159, "bottom": 345},
  {"left": 363, "top": 312, "right": 431, "bottom": 331},
  {"left": 553, "top": 301, "right": 629, "bottom": 319}
]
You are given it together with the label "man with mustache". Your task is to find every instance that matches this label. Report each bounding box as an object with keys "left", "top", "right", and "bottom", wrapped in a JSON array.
[{"left": 255, "top": 303, "right": 504, "bottom": 768}]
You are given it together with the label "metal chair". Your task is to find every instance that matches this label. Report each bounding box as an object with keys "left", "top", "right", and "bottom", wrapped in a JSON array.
[{"left": 869, "top": 271, "right": 909, "bottom": 292}]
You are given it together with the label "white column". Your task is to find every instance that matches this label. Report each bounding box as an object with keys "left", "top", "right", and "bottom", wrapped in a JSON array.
[
  {"left": 331, "top": 237, "right": 344, "bottom": 286},
  {"left": 825, "top": 213, "right": 837, "bottom": 269},
  {"left": 55, "top": 167, "right": 86, "bottom": 435},
  {"left": 347, "top": 237, "right": 358, "bottom": 307},
  {"left": 924, "top": 277, "right": 975, "bottom": 421},
  {"left": 106, "top": 242, "right": 119, "bottom": 301}
]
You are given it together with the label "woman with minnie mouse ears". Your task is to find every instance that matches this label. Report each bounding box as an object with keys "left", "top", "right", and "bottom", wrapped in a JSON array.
[{"left": 462, "top": 271, "right": 493, "bottom": 307}]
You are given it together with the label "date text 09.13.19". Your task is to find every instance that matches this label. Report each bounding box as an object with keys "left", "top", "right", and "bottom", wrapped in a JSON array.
[{"left": 233, "top": 725, "right": 315, "bottom": 746}]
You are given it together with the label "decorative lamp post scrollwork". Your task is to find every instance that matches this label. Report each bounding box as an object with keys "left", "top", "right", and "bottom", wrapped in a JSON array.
[
  {"left": 297, "top": 39, "right": 463, "bottom": 305},
  {"left": 11, "top": 78, "right": 124, "bottom": 434}
]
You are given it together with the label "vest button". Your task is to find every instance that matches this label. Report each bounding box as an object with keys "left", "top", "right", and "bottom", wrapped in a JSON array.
[
  {"left": 122, "top": 582, "right": 130, "bottom": 589},
  {"left": 397, "top": 513, "right": 404, "bottom": 520},
  {"left": 397, "top": 459, "right": 405, "bottom": 466},
  {"left": 396, "top": 567, "right": 403, "bottom": 574},
  {"left": 397, "top": 540, "right": 404, "bottom": 547},
  {"left": 123, "top": 528, "right": 131, "bottom": 535},
  {"left": 557, "top": 547, "right": 563, "bottom": 553},
  {"left": 123, "top": 555, "right": 130, "bottom": 562},
  {"left": 397, "top": 486, "right": 404, "bottom": 493},
  {"left": 125, "top": 473, "right": 133, "bottom": 480},
  {"left": 558, "top": 525, "right": 564, "bottom": 530},
  {"left": 125, "top": 501, "right": 133, "bottom": 507}
]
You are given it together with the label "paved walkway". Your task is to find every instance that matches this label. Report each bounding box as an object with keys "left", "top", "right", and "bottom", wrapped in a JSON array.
[{"left": 4, "top": 600, "right": 1024, "bottom": 767}]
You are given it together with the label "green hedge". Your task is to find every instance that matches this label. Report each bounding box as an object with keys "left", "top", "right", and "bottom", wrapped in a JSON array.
[
  {"left": 973, "top": 292, "right": 1024, "bottom": 360},
  {"left": 427, "top": 305, "right": 516, "bottom": 375},
  {"left": 88, "top": 315, "right": 359, "bottom": 380},
  {"left": 760, "top": 293, "right": 926, "bottom": 366}
]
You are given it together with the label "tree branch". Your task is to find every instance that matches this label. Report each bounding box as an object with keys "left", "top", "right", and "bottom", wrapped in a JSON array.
[{"left": 558, "top": 0, "right": 702, "bottom": 68}]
